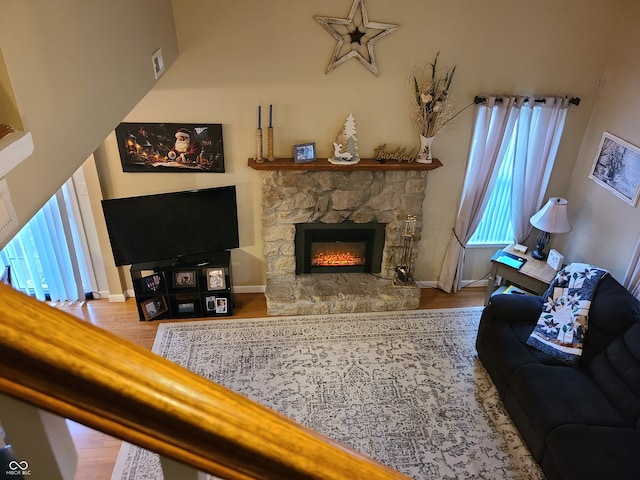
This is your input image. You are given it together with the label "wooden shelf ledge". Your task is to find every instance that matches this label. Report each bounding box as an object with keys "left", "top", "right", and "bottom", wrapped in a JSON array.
[
  {"left": 0, "top": 130, "right": 34, "bottom": 178},
  {"left": 248, "top": 157, "right": 443, "bottom": 172}
]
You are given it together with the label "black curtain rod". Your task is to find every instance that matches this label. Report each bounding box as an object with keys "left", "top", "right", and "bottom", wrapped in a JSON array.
[{"left": 474, "top": 95, "right": 581, "bottom": 106}]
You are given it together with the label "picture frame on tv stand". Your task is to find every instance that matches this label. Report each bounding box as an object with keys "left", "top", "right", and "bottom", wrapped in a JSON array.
[
  {"left": 203, "top": 294, "right": 230, "bottom": 316},
  {"left": 171, "top": 294, "right": 201, "bottom": 318},
  {"left": 215, "top": 297, "right": 228, "bottom": 314},
  {"left": 173, "top": 270, "right": 197, "bottom": 288},
  {"left": 204, "top": 295, "right": 217, "bottom": 313},
  {"left": 205, "top": 267, "right": 226, "bottom": 290},
  {"left": 140, "top": 296, "right": 168, "bottom": 321},
  {"left": 140, "top": 273, "right": 163, "bottom": 293}
]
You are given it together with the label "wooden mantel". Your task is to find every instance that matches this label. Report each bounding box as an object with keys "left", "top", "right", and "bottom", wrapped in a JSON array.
[{"left": 248, "top": 157, "right": 443, "bottom": 171}]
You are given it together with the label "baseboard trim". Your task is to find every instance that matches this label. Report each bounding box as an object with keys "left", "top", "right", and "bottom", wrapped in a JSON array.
[
  {"left": 106, "top": 286, "right": 266, "bottom": 302},
  {"left": 91, "top": 290, "right": 110, "bottom": 300},
  {"left": 239, "top": 282, "right": 488, "bottom": 293},
  {"left": 416, "top": 279, "right": 489, "bottom": 289},
  {"left": 461, "top": 278, "right": 489, "bottom": 288},
  {"left": 110, "top": 279, "right": 488, "bottom": 302},
  {"left": 111, "top": 281, "right": 486, "bottom": 301},
  {"left": 233, "top": 285, "right": 266, "bottom": 294}
]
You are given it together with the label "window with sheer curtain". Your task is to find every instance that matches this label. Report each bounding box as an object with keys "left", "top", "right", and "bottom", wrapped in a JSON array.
[
  {"left": 0, "top": 178, "right": 97, "bottom": 302},
  {"left": 467, "top": 127, "right": 516, "bottom": 245},
  {"left": 437, "top": 96, "right": 572, "bottom": 292},
  {"left": 468, "top": 98, "right": 570, "bottom": 247}
]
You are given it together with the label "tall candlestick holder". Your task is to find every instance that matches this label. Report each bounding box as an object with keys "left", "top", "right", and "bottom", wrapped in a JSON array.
[
  {"left": 267, "top": 127, "right": 275, "bottom": 161},
  {"left": 255, "top": 128, "right": 264, "bottom": 163}
]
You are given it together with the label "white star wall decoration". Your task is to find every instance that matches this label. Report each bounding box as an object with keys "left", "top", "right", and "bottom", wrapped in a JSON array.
[{"left": 314, "top": 0, "right": 399, "bottom": 77}]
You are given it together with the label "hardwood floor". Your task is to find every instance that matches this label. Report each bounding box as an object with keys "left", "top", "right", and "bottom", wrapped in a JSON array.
[{"left": 57, "top": 287, "right": 485, "bottom": 480}]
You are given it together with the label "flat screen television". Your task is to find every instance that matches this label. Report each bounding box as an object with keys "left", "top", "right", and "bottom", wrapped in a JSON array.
[{"left": 101, "top": 185, "right": 239, "bottom": 266}]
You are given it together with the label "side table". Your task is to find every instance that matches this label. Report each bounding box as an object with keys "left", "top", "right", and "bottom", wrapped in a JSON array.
[{"left": 484, "top": 244, "right": 558, "bottom": 305}]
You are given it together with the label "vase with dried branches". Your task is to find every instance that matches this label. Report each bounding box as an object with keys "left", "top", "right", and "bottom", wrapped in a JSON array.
[{"left": 411, "top": 52, "right": 470, "bottom": 163}]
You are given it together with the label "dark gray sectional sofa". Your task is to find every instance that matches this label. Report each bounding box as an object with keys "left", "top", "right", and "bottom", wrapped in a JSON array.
[{"left": 476, "top": 274, "right": 640, "bottom": 479}]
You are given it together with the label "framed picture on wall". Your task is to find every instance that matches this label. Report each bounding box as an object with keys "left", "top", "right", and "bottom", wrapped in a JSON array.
[
  {"left": 115, "top": 122, "right": 225, "bottom": 173},
  {"left": 589, "top": 131, "right": 640, "bottom": 206}
]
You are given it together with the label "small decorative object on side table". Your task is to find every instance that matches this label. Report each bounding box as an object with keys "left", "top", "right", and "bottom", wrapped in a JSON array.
[
  {"left": 484, "top": 244, "right": 558, "bottom": 305},
  {"left": 546, "top": 249, "right": 564, "bottom": 271}
]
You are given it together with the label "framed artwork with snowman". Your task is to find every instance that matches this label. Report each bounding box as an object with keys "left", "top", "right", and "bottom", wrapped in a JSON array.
[{"left": 115, "top": 122, "right": 225, "bottom": 173}]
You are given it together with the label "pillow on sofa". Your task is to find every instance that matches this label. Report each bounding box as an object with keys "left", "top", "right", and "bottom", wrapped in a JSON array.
[{"left": 526, "top": 263, "right": 608, "bottom": 366}]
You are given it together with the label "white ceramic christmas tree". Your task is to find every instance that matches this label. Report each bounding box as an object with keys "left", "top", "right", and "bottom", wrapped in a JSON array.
[{"left": 329, "top": 113, "right": 360, "bottom": 164}]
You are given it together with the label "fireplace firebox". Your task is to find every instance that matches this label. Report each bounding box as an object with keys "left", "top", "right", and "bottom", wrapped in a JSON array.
[{"left": 295, "top": 222, "right": 385, "bottom": 275}]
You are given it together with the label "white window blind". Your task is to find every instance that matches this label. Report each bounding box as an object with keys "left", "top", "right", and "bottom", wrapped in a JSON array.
[
  {"left": 0, "top": 178, "right": 97, "bottom": 302},
  {"left": 468, "top": 128, "right": 516, "bottom": 245}
]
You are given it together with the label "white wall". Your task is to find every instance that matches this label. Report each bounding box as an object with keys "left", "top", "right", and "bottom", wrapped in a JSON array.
[
  {"left": 5, "top": 0, "right": 631, "bottom": 292},
  {"left": 0, "top": 0, "right": 179, "bottom": 246},
  {"left": 94, "top": 0, "right": 624, "bottom": 290},
  {"left": 558, "top": 0, "right": 640, "bottom": 281}
]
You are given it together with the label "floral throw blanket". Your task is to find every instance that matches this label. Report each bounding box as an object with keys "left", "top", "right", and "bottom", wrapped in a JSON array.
[{"left": 526, "top": 263, "right": 609, "bottom": 366}]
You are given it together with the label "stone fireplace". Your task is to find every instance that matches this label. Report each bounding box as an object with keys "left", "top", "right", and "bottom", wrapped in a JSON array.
[{"left": 252, "top": 158, "right": 441, "bottom": 316}]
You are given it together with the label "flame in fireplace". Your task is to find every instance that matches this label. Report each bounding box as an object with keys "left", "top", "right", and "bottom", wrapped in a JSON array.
[{"left": 311, "top": 243, "right": 366, "bottom": 267}]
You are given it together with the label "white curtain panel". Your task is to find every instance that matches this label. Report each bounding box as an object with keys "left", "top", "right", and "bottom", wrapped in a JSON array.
[
  {"left": 510, "top": 97, "right": 570, "bottom": 243},
  {"left": 624, "top": 237, "right": 640, "bottom": 299},
  {"left": 437, "top": 97, "right": 518, "bottom": 293}
]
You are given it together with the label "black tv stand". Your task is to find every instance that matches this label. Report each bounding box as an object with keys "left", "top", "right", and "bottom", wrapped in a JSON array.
[
  {"left": 130, "top": 250, "right": 233, "bottom": 321},
  {"left": 171, "top": 256, "right": 184, "bottom": 265}
]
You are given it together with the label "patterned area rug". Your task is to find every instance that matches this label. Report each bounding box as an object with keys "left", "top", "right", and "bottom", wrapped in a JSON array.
[{"left": 111, "top": 308, "right": 543, "bottom": 479}]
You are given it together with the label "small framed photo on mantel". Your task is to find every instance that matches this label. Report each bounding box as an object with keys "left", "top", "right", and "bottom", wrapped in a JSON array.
[{"left": 293, "top": 142, "right": 316, "bottom": 163}]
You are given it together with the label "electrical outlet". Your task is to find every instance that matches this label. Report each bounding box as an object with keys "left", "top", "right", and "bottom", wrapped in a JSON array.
[{"left": 152, "top": 48, "right": 165, "bottom": 79}]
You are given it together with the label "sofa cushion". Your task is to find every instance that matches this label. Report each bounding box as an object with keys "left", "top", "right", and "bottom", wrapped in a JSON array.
[
  {"left": 581, "top": 275, "right": 640, "bottom": 363},
  {"left": 590, "top": 322, "right": 640, "bottom": 425},
  {"left": 504, "top": 363, "right": 627, "bottom": 460},
  {"left": 542, "top": 424, "right": 640, "bottom": 480},
  {"left": 476, "top": 294, "right": 563, "bottom": 396}
]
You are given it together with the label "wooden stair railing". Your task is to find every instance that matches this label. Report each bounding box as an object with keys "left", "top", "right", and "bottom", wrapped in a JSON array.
[{"left": 0, "top": 284, "right": 409, "bottom": 479}]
